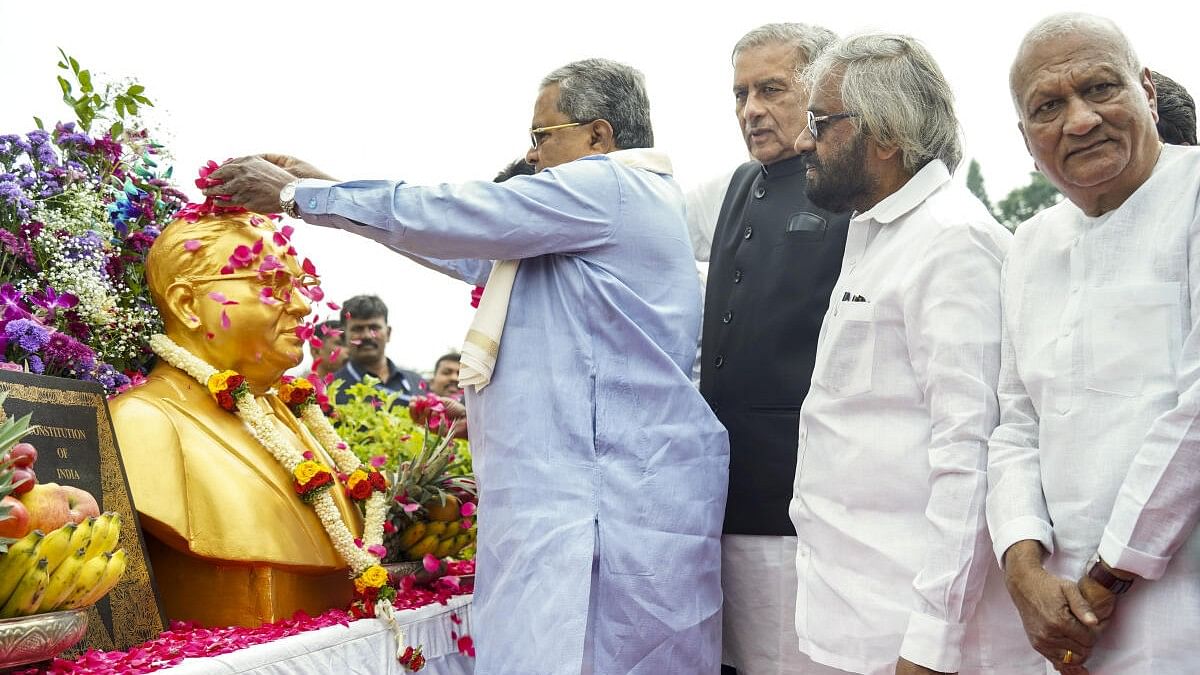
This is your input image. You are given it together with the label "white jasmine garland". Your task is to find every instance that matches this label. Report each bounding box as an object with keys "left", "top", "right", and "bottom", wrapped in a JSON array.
[{"left": 149, "top": 333, "right": 388, "bottom": 576}]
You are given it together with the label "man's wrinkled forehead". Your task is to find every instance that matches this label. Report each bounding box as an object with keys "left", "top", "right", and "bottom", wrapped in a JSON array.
[{"left": 1010, "top": 24, "right": 1136, "bottom": 107}]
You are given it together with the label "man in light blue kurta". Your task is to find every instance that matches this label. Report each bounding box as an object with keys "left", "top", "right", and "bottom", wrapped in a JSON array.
[{"left": 208, "top": 58, "right": 729, "bottom": 674}]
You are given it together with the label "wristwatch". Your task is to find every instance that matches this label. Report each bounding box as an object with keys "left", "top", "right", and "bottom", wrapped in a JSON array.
[
  {"left": 1086, "top": 554, "right": 1135, "bottom": 595},
  {"left": 279, "top": 179, "right": 302, "bottom": 219}
]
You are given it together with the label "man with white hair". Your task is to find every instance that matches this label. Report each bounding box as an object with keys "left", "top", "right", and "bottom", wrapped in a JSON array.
[
  {"left": 788, "top": 33, "right": 1036, "bottom": 674},
  {"left": 687, "top": 22, "right": 850, "bottom": 675},
  {"left": 988, "top": 12, "right": 1200, "bottom": 673}
]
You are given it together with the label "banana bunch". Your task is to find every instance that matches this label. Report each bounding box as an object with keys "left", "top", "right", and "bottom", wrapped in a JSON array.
[
  {"left": 391, "top": 518, "right": 476, "bottom": 560},
  {"left": 0, "top": 512, "right": 128, "bottom": 617}
]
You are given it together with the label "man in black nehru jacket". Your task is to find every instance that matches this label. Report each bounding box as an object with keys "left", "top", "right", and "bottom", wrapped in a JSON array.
[{"left": 686, "top": 22, "right": 850, "bottom": 675}]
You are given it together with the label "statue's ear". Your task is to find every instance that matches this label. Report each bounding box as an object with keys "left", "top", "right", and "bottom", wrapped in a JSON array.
[{"left": 164, "top": 281, "right": 203, "bottom": 332}]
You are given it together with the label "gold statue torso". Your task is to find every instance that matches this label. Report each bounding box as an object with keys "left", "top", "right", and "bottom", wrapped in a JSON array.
[{"left": 111, "top": 362, "right": 363, "bottom": 627}]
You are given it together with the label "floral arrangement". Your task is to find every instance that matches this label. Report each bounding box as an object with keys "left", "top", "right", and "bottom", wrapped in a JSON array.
[
  {"left": 205, "top": 370, "right": 247, "bottom": 412},
  {"left": 330, "top": 379, "right": 472, "bottom": 477},
  {"left": 0, "top": 51, "right": 187, "bottom": 393}
]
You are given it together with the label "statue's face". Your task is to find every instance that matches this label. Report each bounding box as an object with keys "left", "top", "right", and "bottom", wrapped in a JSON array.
[{"left": 167, "top": 223, "right": 319, "bottom": 387}]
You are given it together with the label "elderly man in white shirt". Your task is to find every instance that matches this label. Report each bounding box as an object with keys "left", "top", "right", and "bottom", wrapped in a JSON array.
[
  {"left": 988, "top": 13, "right": 1200, "bottom": 674},
  {"left": 788, "top": 34, "right": 1037, "bottom": 675}
]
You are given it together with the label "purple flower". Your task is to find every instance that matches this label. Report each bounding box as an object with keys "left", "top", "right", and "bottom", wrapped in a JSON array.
[
  {"left": 30, "top": 286, "right": 79, "bottom": 313},
  {"left": 0, "top": 179, "right": 34, "bottom": 217},
  {"left": 53, "top": 122, "right": 93, "bottom": 149},
  {"left": 0, "top": 284, "right": 29, "bottom": 319},
  {"left": 26, "top": 354, "right": 44, "bottom": 374},
  {"left": 0, "top": 230, "right": 37, "bottom": 270},
  {"left": 5, "top": 318, "right": 50, "bottom": 352},
  {"left": 43, "top": 330, "right": 95, "bottom": 371}
]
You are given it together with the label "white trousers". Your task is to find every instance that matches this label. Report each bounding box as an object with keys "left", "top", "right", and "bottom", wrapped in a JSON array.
[{"left": 722, "top": 535, "right": 831, "bottom": 675}]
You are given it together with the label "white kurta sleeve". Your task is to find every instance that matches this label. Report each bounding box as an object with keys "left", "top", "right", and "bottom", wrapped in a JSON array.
[
  {"left": 897, "top": 223, "right": 1006, "bottom": 672},
  {"left": 292, "top": 157, "right": 622, "bottom": 263},
  {"left": 986, "top": 259, "right": 1056, "bottom": 566},
  {"left": 683, "top": 168, "right": 735, "bottom": 262},
  {"left": 1099, "top": 206, "right": 1200, "bottom": 580}
]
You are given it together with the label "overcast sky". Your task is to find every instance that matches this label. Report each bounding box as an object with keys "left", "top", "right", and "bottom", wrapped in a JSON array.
[{"left": 1, "top": 1, "right": 1195, "bottom": 374}]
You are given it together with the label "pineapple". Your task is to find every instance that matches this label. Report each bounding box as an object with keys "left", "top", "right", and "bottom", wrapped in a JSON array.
[{"left": 384, "top": 427, "right": 478, "bottom": 562}]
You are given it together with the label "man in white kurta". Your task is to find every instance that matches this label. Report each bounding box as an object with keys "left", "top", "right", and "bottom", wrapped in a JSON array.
[
  {"left": 788, "top": 34, "right": 1037, "bottom": 675},
  {"left": 988, "top": 13, "right": 1200, "bottom": 674}
]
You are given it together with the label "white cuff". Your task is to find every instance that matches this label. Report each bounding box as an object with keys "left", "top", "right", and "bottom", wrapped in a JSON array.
[
  {"left": 1098, "top": 528, "right": 1170, "bottom": 580},
  {"left": 992, "top": 516, "right": 1054, "bottom": 567},
  {"left": 899, "top": 610, "right": 966, "bottom": 673}
]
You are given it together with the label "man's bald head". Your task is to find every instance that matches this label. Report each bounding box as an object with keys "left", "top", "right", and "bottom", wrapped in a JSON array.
[{"left": 1010, "top": 13, "right": 1141, "bottom": 110}]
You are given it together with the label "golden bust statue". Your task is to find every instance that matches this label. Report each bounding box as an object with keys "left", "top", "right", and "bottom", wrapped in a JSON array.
[{"left": 110, "top": 212, "right": 361, "bottom": 627}]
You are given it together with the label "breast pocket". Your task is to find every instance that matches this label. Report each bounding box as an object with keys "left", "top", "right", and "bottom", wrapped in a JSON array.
[
  {"left": 1085, "top": 282, "right": 1181, "bottom": 397},
  {"left": 814, "top": 301, "right": 876, "bottom": 398}
]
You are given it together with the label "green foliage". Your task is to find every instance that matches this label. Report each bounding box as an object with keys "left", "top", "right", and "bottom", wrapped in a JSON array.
[
  {"left": 328, "top": 378, "right": 471, "bottom": 476},
  {"left": 966, "top": 159, "right": 993, "bottom": 213},
  {"left": 996, "top": 172, "right": 1062, "bottom": 230},
  {"left": 55, "top": 48, "right": 153, "bottom": 136}
]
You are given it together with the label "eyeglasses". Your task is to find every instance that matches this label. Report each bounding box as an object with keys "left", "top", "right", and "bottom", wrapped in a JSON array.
[
  {"left": 182, "top": 270, "right": 321, "bottom": 298},
  {"left": 529, "top": 120, "right": 595, "bottom": 149},
  {"left": 806, "top": 110, "right": 860, "bottom": 139}
]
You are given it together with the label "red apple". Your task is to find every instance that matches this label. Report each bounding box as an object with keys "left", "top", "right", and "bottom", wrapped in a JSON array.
[
  {"left": 10, "top": 467, "right": 36, "bottom": 496},
  {"left": 17, "top": 483, "right": 70, "bottom": 533},
  {"left": 0, "top": 496, "right": 31, "bottom": 538},
  {"left": 8, "top": 443, "right": 37, "bottom": 468},
  {"left": 60, "top": 485, "right": 100, "bottom": 524}
]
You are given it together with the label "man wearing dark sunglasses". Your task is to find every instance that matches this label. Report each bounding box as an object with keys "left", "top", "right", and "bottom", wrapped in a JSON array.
[
  {"left": 685, "top": 22, "right": 850, "bottom": 675},
  {"left": 207, "top": 57, "right": 728, "bottom": 675}
]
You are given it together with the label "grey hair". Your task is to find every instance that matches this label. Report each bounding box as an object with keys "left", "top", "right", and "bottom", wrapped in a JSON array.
[
  {"left": 541, "top": 58, "right": 654, "bottom": 149},
  {"left": 1010, "top": 13, "right": 1142, "bottom": 111},
  {"left": 731, "top": 23, "right": 838, "bottom": 69},
  {"left": 803, "top": 33, "right": 962, "bottom": 173}
]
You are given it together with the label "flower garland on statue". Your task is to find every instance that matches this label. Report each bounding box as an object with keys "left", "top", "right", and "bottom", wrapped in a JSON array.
[{"left": 149, "top": 333, "right": 393, "bottom": 608}]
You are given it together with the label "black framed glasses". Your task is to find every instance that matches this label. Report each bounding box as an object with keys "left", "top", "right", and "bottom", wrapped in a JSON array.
[
  {"left": 529, "top": 120, "right": 596, "bottom": 149},
  {"left": 806, "top": 110, "right": 860, "bottom": 139}
]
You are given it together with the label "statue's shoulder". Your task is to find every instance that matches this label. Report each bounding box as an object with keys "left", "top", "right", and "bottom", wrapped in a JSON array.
[{"left": 109, "top": 365, "right": 204, "bottom": 444}]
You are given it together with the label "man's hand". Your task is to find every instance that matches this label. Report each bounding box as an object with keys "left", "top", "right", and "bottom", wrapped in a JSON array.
[
  {"left": 1003, "top": 541, "right": 1099, "bottom": 671},
  {"left": 257, "top": 153, "right": 339, "bottom": 181},
  {"left": 895, "top": 657, "right": 951, "bottom": 674},
  {"left": 204, "top": 156, "right": 299, "bottom": 214},
  {"left": 1076, "top": 573, "right": 1117, "bottom": 630}
]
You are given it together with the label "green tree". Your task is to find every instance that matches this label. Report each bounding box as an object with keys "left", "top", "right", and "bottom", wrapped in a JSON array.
[
  {"left": 996, "top": 172, "right": 1062, "bottom": 230},
  {"left": 966, "top": 159, "right": 993, "bottom": 213}
]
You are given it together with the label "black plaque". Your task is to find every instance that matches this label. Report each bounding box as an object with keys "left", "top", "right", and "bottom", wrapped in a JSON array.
[{"left": 0, "top": 371, "right": 166, "bottom": 652}]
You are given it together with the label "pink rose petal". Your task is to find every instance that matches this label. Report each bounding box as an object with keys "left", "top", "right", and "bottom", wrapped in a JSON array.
[
  {"left": 460, "top": 501, "right": 477, "bottom": 517},
  {"left": 184, "top": 239, "right": 202, "bottom": 252},
  {"left": 422, "top": 554, "right": 440, "bottom": 573}
]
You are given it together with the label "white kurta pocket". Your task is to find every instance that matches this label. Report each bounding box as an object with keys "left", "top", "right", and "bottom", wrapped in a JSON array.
[
  {"left": 1085, "top": 282, "right": 1180, "bottom": 397},
  {"left": 814, "top": 300, "right": 876, "bottom": 398}
]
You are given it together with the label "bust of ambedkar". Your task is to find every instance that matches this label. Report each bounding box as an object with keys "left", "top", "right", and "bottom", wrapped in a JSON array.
[{"left": 110, "top": 212, "right": 362, "bottom": 627}]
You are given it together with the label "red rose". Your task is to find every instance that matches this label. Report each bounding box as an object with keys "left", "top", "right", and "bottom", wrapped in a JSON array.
[
  {"left": 216, "top": 391, "right": 236, "bottom": 411},
  {"left": 368, "top": 471, "right": 387, "bottom": 491},
  {"left": 350, "top": 479, "right": 373, "bottom": 500},
  {"left": 309, "top": 471, "right": 333, "bottom": 489},
  {"left": 410, "top": 654, "right": 426, "bottom": 670},
  {"left": 226, "top": 374, "right": 245, "bottom": 390},
  {"left": 399, "top": 646, "right": 414, "bottom": 665}
]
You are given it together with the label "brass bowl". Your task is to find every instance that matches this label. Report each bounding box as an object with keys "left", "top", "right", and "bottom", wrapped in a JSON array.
[{"left": 0, "top": 609, "right": 89, "bottom": 668}]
